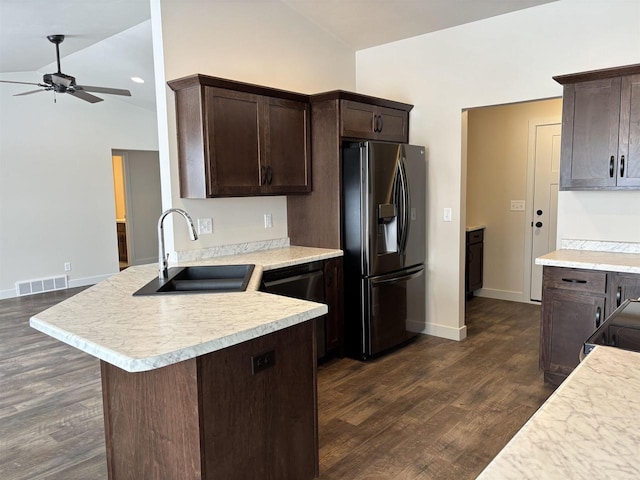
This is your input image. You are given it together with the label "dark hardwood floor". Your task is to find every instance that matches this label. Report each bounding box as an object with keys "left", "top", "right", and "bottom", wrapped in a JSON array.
[{"left": 0, "top": 291, "right": 554, "bottom": 480}]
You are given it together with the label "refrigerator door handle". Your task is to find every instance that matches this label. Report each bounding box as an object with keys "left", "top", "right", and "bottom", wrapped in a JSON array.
[
  {"left": 370, "top": 266, "right": 423, "bottom": 286},
  {"left": 398, "top": 156, "right": 411, "bottom": 254}
]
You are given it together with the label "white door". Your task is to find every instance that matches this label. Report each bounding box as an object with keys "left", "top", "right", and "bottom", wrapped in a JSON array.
[{"left": 530, "top": 123, "right": 561, "bottom": 301}]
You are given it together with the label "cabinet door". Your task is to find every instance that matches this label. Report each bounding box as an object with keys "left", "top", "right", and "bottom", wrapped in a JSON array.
[
  {"left": 466, "top": 242, "right": 483, "bottom": 294},
  {"left": 610, "top": 273, "right": 640, "bottom": 313},
  {"left": 560, "top": 78, "right": 621, "bottom": 189},
  {"left": 205, "top": 87, "right": 262, "bottom": 196},
  {"left": 263, "top": 98, "right": 311, "bottom": 194},
  {"left": 540, "top": 288, "right": 605, "bottom": 381},
  {"left": 376, "top": 105, "right": 409, "bottom": 143},
  {"left": 340, "top": 100, "right": 377, "bottom": 139},
  {"left": 323, "top": 257, "right": 344, "bottom": 353},
  {"left": 199, "top": 322, "right": 317, "bottom": 480},
  {"left": 617, "top": 74, "right": 640, "bottom": 187}
]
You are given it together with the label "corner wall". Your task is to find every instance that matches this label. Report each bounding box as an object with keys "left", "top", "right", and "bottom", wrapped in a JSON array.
[{"left": 355, "top": 0, "right": 640, "bottom": 339}]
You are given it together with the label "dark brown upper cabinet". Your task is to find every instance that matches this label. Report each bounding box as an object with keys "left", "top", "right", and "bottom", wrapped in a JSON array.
[
  {"left": 555, "top": 64, "right": 640, "bottom": 190},
  {"left": 167, "top": 75, "right": 311, "bottom": 198},
  {"left": 340, "top": 100, "right": 409, "bottom": 142}
]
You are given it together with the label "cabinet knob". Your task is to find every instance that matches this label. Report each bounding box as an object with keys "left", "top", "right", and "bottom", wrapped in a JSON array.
[
  {"left": 535, "top": 221, "right": 543, "bottom": 228},
  {"left": 609, "top": 156, "right": 615, "bottom": 177},
  {"left": 616, "top": 286, "right": 622, "bottom": 307},
  {"left": 620, "top": 155, "right": 625, "bottom": 177}
]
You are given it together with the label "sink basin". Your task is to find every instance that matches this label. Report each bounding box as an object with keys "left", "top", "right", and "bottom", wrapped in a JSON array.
[{"left": 133, "top": 264, "right": 255, "bottom": 296}]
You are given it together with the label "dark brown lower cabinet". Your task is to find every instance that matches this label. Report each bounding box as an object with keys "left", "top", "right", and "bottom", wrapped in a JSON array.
[
  {"left": 465, "top": 229, "right": 484, "bottom": 298},
  {"left": 610, "top": 272, "right": 640, "bottom": 311},
  {"left": 101, "top": 321, "right": 317, "bottom": 480},
  {"left": 323, "top": 257, "right": 344, "bottom": 355},
  {"left": 540, "top": 266, "right": 608, "bottom": 386}
]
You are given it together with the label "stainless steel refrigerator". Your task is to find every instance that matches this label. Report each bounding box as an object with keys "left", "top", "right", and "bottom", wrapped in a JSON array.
[{"left": 342, "top": 141, "right": 426, "bottom": 359}]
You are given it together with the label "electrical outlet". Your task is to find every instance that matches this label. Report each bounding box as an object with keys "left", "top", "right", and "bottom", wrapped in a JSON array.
[
  {"left": 252, "top": 350, "right": 275, "bottom": 374},
  {"left": 264, "top": 213, "right": 273, "bottom": 228},
  {"left": 443, "top": 207, "right": 452, "bottom": 222},
  {"left": 197, "top": 218, "right": 213, "bottom": 235},
  {"left": 64, "top": 262, "right": 71, "bottom": 272},
  {"left": 511, "top": 200, "right": 526, "bottom": 211}
]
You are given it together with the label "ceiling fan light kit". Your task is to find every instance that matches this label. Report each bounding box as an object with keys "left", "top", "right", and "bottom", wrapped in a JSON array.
[{"left": 0, "top": 34, "right": 132, "bottom": 103}]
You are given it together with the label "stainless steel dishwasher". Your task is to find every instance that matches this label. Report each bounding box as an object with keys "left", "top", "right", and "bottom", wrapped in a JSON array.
[{"left": 260, "top": 261, "right": 326, "bottom": 358}]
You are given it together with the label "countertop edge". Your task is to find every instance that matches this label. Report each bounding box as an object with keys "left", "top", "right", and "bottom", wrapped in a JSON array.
[
  {"left": 535, "top": 249, "right": 640, "bottom": 274},
  {"left": 31, "top": 303, "right": 328, "bottom": 372},
  {"left": 30, "top": 245, "right": 341, "bottom": 372}
]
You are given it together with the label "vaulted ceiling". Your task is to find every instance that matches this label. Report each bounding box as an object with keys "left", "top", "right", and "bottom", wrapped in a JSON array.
[{"left": 0, "top": 0, "right": 557, "bottom": 110}]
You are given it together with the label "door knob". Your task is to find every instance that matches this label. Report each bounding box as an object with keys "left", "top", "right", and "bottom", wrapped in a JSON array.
[
  {"left": 536, "top": 209, "right": 543, "bottom": 216},
  {"left": 535, "top": 221, "right": 543, "bottom": 228}
]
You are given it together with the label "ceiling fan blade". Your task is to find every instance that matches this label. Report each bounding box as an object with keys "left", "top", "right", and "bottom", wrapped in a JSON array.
[
  {"left": 0, "top": 80, "right": 47, "bottom": 87},
  {"left": 68, "top": 90, "right": 103, "bottom": 103},
  {"left": 14, "top": 89, "right": 47, "bottom": 96},
  {"left": 74, "top": 85, "right": 131, "bottom": 97},
  {"left": 51, "top": 74, "right": 72, "bottom": 88}
]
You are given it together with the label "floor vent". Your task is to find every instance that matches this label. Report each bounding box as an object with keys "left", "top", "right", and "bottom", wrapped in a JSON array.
[{"left": 16, "top": 276, "right": 68, "bottom": 297}]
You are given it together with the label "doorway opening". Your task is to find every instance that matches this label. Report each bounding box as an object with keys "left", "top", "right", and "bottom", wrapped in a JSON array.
[
  {"left": 464, "top": 98, "right": 562, "bottom": 305},
  {"left": 111, "top": 150, "right": 162, "bottom": 270}
]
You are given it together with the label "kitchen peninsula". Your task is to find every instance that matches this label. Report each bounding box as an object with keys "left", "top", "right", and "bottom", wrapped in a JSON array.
[{"left": 30, "top": 246, "right": 342, "bottom": 480}]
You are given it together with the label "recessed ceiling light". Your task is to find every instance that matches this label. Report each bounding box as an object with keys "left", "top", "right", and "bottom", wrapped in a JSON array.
[{"left": 131, "top": 77, "right": 145, "bottom": 84}]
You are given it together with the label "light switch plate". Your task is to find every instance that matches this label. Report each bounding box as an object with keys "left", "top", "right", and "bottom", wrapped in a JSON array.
[
  {"left": 443, "top": 208, "right": 452, "bottom": 222},
  {"left": 510, "top": 200, "right": 526, "bottom": 211},
  {"left": 264, "top": 213, "right": 273, "bottom": 229}
]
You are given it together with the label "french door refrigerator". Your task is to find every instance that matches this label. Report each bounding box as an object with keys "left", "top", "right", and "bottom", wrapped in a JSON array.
[{"left": 342, "top": 141, "right": 426, "bottom": 359}]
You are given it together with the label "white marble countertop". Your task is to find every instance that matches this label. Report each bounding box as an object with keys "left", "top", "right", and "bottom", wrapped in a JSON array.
[
  {"left": 466, "top": 224, "right": 486, "bottom": 232},
  {"left": 535, "top": 249, "right": 640, "bottom": 274},
  {"left": 476, "top": 346, "right": 640, "bottom": 479},
  {"left": 30, "top": 246, "right": 342, "bottom": 373}
]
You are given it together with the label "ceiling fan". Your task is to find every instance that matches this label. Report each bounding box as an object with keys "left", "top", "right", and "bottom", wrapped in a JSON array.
[{"left": 0, "top": 35, "right": 131, "bottom": 103}]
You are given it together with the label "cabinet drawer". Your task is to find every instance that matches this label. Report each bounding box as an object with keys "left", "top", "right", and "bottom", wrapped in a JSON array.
[
  {"left": 466, "top": 229, "right": 483, "bottom": 245},
  {"left": 543, "top": 267, "right": 607, "bottom": 294}
]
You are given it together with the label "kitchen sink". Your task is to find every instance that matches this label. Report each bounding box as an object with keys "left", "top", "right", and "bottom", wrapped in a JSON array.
[{"left": 133, "top": 264, "right": 255, "bottom": 296}]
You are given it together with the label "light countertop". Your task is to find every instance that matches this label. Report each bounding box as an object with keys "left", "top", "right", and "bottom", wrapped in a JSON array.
[
  {"left": 476, "top": 346, "right": 640, "bottom": 479},
  {"left": 30, "top": 246, "right": 342, "bottom": 373},
  {"left": 466, "top": 225, "right": 486, "bottom": 232},
  {"left": 535, "top": 249, "right": 640, "bottom": 274}
]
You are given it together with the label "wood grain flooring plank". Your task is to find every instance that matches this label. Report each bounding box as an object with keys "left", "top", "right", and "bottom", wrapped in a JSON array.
[{"left": 1, "top": 290, "right": 554, "bottom": 480}]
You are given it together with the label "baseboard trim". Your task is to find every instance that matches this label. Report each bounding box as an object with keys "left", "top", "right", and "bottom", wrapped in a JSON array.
[
  {"left": 474, "top": 288, "right": 529, "bottom": 304},
  {"left": 408, "top": 320, "right": 467, "bottom": 341}
]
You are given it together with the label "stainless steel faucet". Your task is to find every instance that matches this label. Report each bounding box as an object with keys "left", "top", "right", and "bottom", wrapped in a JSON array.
[{"left": 158, "top": 208, "right": 198, "bottom": 279}]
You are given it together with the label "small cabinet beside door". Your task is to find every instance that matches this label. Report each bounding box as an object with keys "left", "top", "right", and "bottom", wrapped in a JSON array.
[
  {"left": 555, "top": 65, "right": 640, "bottom": 190},
  {"left": 465, "top": 228, "right": 484, "bottom": 298},
  {"left": 168, "top": 75, "right": 311, "bottom": 198}
]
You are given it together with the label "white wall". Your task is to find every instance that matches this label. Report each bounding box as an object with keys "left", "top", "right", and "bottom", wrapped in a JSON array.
[
  {"left": 151, "top": 0, "right": 356, "bottom": 257},
  {"left": 0, "top": 74, "right": 158, "bottom": 298},
  {"left": 356, "top": 0, "right": 640, "bottom": 339}
]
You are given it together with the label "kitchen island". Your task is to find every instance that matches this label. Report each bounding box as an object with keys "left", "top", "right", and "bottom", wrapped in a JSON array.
[
  {"left": 476, "top": 346, "right": 640, "bottom": 479},
  {"left": 30, "top": 246, "right": 341, "bottom": 480}
]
